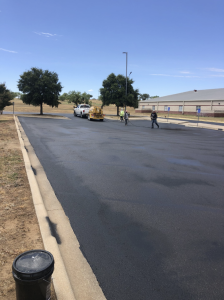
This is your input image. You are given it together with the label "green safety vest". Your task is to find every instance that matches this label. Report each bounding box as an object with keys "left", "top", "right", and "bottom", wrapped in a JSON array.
[{"left": 120, "top": 111, "right": 124, "bottom": 116}]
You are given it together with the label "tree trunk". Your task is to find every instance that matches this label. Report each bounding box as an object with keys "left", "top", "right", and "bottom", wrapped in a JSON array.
[
  {"left": 40, "top": 102, "right": 43, "bottom": 115},
  {"left": 117, "top": 106, "right": 119, "bottom": 116}
]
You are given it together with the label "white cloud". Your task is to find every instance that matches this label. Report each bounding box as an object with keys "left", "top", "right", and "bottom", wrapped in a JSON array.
[
  {"left": 0, "top": 48, "right": 17, "bottom": 53},
  {"left": 185, "top": 75, "right": 199, "bottom": 78},
  {"left": 210, "top": 74, "right": 224, "bottom": 77},
  {"left": 150, "top": 74, "right": 171, "bottom": 76},
  {"left": 88, "top": 89, "right": 93, "bottom": 92},
  {"left": 34, "top": 32, "right": 57, "bottom": 38},
  {"left": 206, "top": 68, "right": 224, "bottom": 73},
  {"left": 180, "top": 71, "right": 190, "bottom": 74},
  {"left": 150, "top": 74, "right": 199, "bottom": 78}
]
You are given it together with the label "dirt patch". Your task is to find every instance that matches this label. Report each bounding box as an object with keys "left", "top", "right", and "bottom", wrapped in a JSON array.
[{"left": 0, "top": 115, "right": 56, "bottom": 299}]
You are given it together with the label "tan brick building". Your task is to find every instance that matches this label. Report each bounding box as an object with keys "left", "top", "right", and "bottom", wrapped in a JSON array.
[{"left": 135, "top": 88, "right": 224, "bottom": 117}]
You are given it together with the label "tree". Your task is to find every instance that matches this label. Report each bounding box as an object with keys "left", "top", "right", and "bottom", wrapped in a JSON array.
[
  {"left": 10, "top": 91, "right": 22, "bottom": 99},
  {"left": 17, "top": 92, "right": 22, "bottom": 99},
  {"left": 100, "top": 73, "right": 139, "bottom": 115},
  {"left": 150, "top": 95, "right": 159, "bottom": 98},
  {"left": 139, "top": 93, "right": 150, "bottom": 101},
  {"left": 0, "top": 83, "right": 14, "bottom": 111},
  {"left": 67, "top": 91, "right": 82, "bottom": 106},
  {"left": 80, "top": 92, "right": 93, "bottom": 105},
  {"left": 66, "top": 91, "right": 93, "bottom": 106},
  {"left": 17, "top": 67, "right": 63, "bottom": 115},
  {"left": 59, "top": 93, "right": 68, "bottom": 101},
  {"left": 10, "top": 91, "right": 21, "bottom": 99}
]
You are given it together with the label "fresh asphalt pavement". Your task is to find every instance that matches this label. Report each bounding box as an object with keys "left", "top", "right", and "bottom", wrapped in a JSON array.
[{"left": 19, "top": 115, "right": 224, "bottom": 300}]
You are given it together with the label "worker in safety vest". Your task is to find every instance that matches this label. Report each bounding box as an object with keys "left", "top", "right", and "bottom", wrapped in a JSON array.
[{"left": 120, "top": 109, "right": 124, "bottom": 121}]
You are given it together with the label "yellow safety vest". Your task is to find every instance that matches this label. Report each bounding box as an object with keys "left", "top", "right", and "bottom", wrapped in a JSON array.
[{"left": 120, "top": 110, "right": 124, "bottom": 116}]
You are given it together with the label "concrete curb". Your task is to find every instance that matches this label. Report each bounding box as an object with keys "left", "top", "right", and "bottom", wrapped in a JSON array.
[{"left": 14, "top": 115, "right": 76, "bottom": 300}]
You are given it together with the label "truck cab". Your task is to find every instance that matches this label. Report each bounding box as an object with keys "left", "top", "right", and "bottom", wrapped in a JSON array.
[{"left": 74, "top": 104, "right": 90, "bottom": 118}]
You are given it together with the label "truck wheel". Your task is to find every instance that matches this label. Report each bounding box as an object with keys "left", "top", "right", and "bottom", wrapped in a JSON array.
[
  {"left": 80, "top": 113, "right": 83, "bottom": 118},
  {"left": 88, "top": 116, "right": 92, "bottom": 121},
  {"left": 100, "top": 119, "right": 104, "bottom": 122}
]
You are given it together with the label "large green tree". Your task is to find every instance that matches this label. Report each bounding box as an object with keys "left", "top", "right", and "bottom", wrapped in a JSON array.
[
  {"left": 17, "top": 67, "right": 63, "bottom": 115},
  {"left": 0, "top": 83, "right": 14, "bottom": 111},
  {"left": 100, "top": 73, "right": 139, "bottom": 115}
]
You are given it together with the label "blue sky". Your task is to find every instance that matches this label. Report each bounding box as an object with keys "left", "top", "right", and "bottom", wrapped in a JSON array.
[{"left": 0, "top": 0, "right": 223, "bottom": 98}]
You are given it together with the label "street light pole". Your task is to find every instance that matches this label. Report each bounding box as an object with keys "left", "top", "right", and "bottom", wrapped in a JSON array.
[{"left": 122, "top": 52, "right": 128, "bottom": 113}]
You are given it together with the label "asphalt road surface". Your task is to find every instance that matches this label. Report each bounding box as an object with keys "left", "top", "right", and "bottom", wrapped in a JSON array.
[{"left": 19, "top": 115, "right": 224, "bottom": 300}]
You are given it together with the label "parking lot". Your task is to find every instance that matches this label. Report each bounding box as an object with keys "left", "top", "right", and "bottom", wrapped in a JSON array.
[{"left": 19, "top": 115, "right": 224, "bottom": 300}]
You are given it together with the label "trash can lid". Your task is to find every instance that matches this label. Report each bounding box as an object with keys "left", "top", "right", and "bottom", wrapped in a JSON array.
[{"left": 12, "top": 250, "right": 54, "bottom": 280}]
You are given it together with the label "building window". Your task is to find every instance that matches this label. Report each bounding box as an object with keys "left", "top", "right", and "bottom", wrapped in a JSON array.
[
  {"left": 179, "top": 105, "right": 183, "bottom": 112},
  {"left": 196, "top": 105, "right": 201, "bottom": 111},
  {"left": 152, "top": 105, "right": 155, "bottom": 110},
  {"left": 164, "top": 106, "right": 168, "bottom": 111},
  {"left": 142, "top": 105, "right": 145, "bottom": 109}
]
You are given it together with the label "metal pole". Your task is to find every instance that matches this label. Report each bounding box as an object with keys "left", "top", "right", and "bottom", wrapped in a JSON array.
[
  {"left": 123, "top": 52, "right": 128, "bottom": 113},
  {"left": 126, "top": 52, "right": 127, "bottom": 110},
  {"left": 13, "top": 102, "right": 14, "bottom": 115}
]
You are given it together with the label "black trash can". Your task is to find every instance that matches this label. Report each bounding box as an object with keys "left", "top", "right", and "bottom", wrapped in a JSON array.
[{"left": 12, "top": 249, "right": 54, "bottom": 300}]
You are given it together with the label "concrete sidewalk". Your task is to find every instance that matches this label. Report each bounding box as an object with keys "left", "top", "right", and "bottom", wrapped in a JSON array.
[
  {"left": 157, "top": 118, "right": 224, "bottom": 131},
  {"left": 106, "top": 115, "right": 224, "bottom": 131}
]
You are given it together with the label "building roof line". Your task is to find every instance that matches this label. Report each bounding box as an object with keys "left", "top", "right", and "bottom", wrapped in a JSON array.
[{"left": 141, "top": 88, "right": 224, "bottom": 103}]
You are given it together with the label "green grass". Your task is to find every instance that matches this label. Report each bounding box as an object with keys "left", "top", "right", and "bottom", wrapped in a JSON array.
[
  {"left": 8, "top": 172, "right": 19, "bottom": 180},
  {"left": 4, "top": 155, "right": 21, "bottom": 162}
]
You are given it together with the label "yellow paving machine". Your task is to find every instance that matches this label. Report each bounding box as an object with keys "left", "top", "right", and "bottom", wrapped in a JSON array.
[{"left": 88, "top": 106, "right": 104, "bottom": 121}]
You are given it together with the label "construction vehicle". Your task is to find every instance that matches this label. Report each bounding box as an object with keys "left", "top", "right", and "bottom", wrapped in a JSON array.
[{"left": 87, "top": 106, "right": 104, "bottom": 121}]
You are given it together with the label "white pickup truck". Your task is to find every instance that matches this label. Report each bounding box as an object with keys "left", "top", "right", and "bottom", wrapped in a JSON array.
[{"left": 74, "top": 104, "right": 90, "bottom": 118}]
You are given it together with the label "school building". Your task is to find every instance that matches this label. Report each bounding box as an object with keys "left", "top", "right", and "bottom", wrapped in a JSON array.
[{"left": 135, "top": 88, "right": 224, "bottom": 117}]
